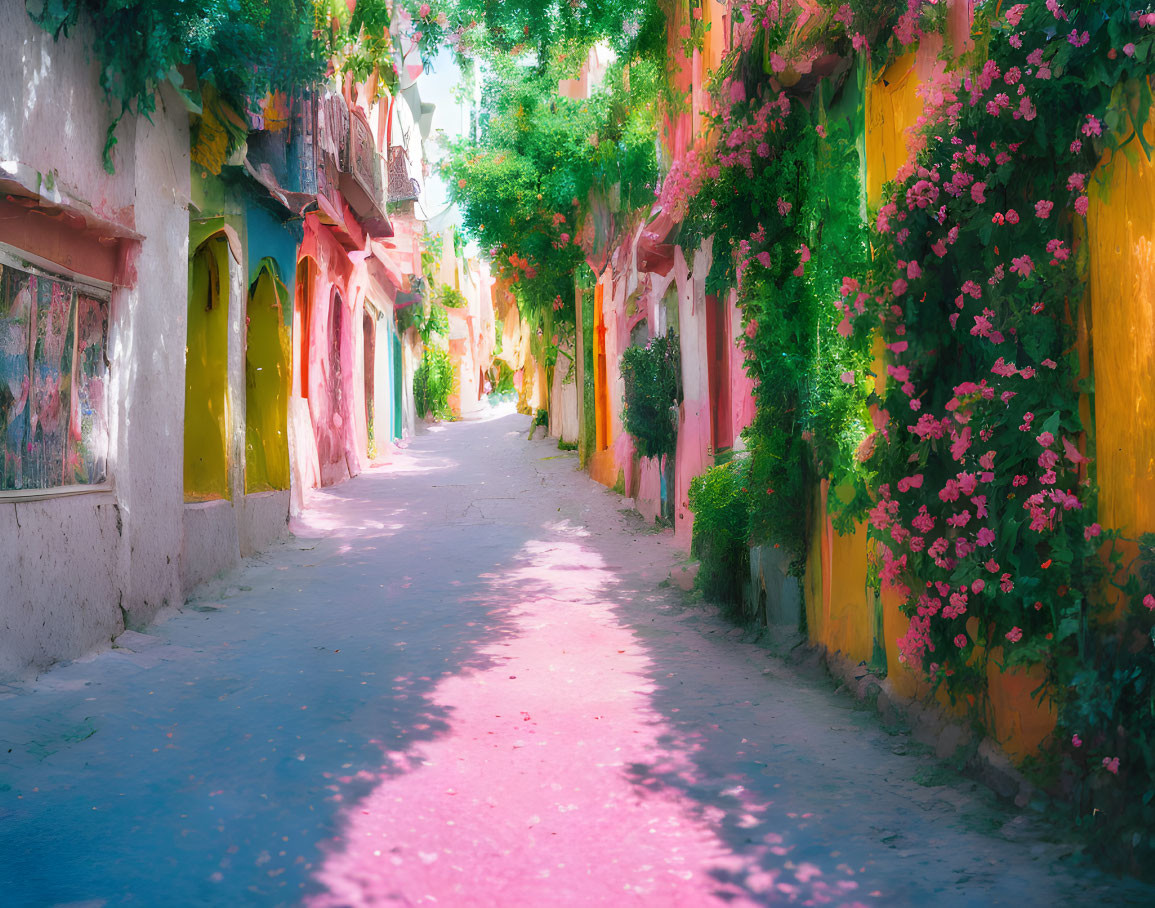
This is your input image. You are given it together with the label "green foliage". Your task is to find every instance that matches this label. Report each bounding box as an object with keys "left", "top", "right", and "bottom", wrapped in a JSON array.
[
  {"left": 413, "top": 346, "right": 455, "bottom": 421},
  {"left": 490, "top": 357, "right": 516, "bottom": 395},
  {"left": 421, "top": 232, "right": 445, "bottom": 283},
  {"left": 620, "top": 330, "right": 682, "bottom": 460},
  {"left": 436, "top": 284, "right": 467, "bottom": 309},
  {"left": 445, "top": 44, "right": 660, "bottom": 330},
  {"left": 687, "top": 457, "right": 751, "bottom": 607},
  {"left": 680, "top": 60, "right": 873, "bottom": 572},
  {"left": 1050, "top": 534, "right": 1155, "bottom": 876},
  {"left": 396, "top": 292, "right": 449, "bottom": 345},
  {"left": 417, "top": 0, "right": 664, "bottom": 62},
  {"left": 25, "top": 0, "right": 396, "bottom": 171}
]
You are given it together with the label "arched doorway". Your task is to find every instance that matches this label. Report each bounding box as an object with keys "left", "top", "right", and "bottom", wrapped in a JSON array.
[
  {"left": 244, "top": 261, "right": 291, "bottom": 493},
  {"left": 315, "top": 286, "right": 346, "bottom": 483},
  {"left": 293, "top": 257, "right": 315, "bottom": 400},
  {"left": 593, "top": 281, "right": 610, "bottom": 451},
  {"left": 184, "top": 234, "right": 231, "bottom": 501},
  {"left": 363, "top": 309, "right": 376, "bottom": 458}
]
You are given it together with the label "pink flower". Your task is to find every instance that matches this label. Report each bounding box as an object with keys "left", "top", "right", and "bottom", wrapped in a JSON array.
[
  {"left": 840, "top": 370, "right": 856, "bottom": 384},
  {"left": 1124, "top": 43, "right": 1137, "bottom": 57},
  {"left": 1035, "top": 200, "right": 1054, "bottom": 219},
  {"left": 757, "top": 251, "right": 772, "bottom": 268},
  {"left": 1005, "top": 626, "right": 1023, "bottom": 643},
  {"left": 1068, "top": 29, "right": 1090, "bottom": 47},
  {"left": 777, "top": 197, "right": 792, "bottom": 216},
  {"left": 1084, "top": 522, "right": 1102, "bottom": 540},
  {"left": 816, "top": 125, "right": 827, "bottom": 138},
  {"left": 977, "top": 527, "right": 996, "bottom": 547},
  {"left": 907, "top": 179, "right": 939, "bottom": 209},
  {"left": 1063, "top": 436, "right": 1089, "bottom": 464},
  {"left": 1036, "top": 431, "right": 1055, "bottom": 447},
  {"left": 971, "top": 182, "right": 987, "bottom": 204},
  {"left": 954, "top": 634, "right": 968, "bottom": 648},
  {"left": 897, "top": 474, "right": 924, "bottom": 493},
  {"left": 892, "top": 278, "right": 908, "bottom": 296},
  {"left": 1144, "top": 594, "right": 1155, "bottom": 610},
  {"left": 1075, "top": 195, "right": 1089, "bottom": 216},
  {"left": 1010, "top": 255, "right": 1034, "bottom": 278},
  {"left": 1005, "top": 3, "right": 1027, "bottom": 26},
  {"left": 1072, "top": 734, "right": 1082, "bottom": 748},
  {"left": 1102, "top": 756, "right": 1120, "bottom": 775},
  {"left": 1082, "top": 115, "right": 1102, "bottom": 137},
  {"left": 972, "top": 579, "right": 986, "bottom": 594},
  {"left": 419, "top": 3, "right": 431, "bottom": 18}
]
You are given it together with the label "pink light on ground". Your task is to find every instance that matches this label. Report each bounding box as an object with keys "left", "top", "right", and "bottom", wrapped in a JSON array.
[{"left": 305, "top": 534, "right": 838, "bottom": 905}]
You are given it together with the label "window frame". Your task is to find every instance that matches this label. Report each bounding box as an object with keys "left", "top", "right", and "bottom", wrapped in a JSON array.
[{"left": 0, "top": 241, "right": 115, "bottom": 502}]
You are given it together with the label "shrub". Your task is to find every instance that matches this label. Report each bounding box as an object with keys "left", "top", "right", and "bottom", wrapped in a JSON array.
[
  {"left": 620, "top": 330, "right": 682, "bottom": 460},
  {"left": 687, "top": 457, "right": 751, "bottom": 607},
  {"left": 414, "top": 347, "right": 454, "bottom": 421}
]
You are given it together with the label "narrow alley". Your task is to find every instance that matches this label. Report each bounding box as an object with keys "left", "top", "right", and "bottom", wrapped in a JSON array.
[{"left": 1, "top": 412, "right": 1149, "bottom": 907}]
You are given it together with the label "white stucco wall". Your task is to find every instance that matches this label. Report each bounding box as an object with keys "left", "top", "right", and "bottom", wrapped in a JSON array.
[{"left": 0, "top": 3, "right": 190, "bottom": 678}]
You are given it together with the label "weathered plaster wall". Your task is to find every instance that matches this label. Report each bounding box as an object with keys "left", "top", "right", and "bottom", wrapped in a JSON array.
[
  {"left": 238, "top": 489, "right": 289, "bottom": 558},
  {"left": 549, "top": 343, "right": 580, "bottom": 444},
  {"left": 0, "top": 2, "right": 189, "bottom": 678},
  {"left": 673, "top": 242, "right": 713, "bottom": 549},
  {"left": 0, "top": 495, "right": 121, "bottom": 675}
]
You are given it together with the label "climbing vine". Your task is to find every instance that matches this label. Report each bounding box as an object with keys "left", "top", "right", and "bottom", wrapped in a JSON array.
[
  {"left": 838, "top": 1, "right": 1155, "bottom": 871},
  {"left": 677, "top": 3, "right": 874, "bottom": 574}
]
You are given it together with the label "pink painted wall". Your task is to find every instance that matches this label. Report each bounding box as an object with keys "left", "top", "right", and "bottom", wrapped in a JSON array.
[
  {"left": 294, "top": 214, "right": 376, "bottom": 491},
  {"left": 583, "top": 0, "right": 758, "bottom": 542}
]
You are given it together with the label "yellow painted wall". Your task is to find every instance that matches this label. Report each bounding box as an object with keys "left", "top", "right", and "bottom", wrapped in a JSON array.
[
  {"left": 244, "top": 266, "right": 292, "bottom": 493},
  {"left": 846, "top": 52, "right": 1063, "bottom": 757},
  {"left": 864, "top": 54, "right": 922, "bottom": 211},
  {"left": 803, "top": 55, "right": 928, "bottom": 669},
  {"left": 184, "top": 235, "right": 231, "bottom": 502},
  {"left": 805, "top": 481, "right": 874, "bottom": 663},
  {"left": 1087, "top": 134, "right": 1155, "bottom": 545}
]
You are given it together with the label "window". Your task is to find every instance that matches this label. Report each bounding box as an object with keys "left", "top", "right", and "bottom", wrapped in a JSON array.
[{"left": 0, "top": 250, "right": 110, "bottom": 492}]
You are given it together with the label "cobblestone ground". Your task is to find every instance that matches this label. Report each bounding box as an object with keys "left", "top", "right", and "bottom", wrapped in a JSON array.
[{"left": 2, "top": 409, "right": 1153, "bottom": 906}]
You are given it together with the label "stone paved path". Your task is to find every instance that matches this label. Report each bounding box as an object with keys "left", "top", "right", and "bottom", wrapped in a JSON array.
[{"left": 2, "top": 409, "right": 1153, "bottom": 906}]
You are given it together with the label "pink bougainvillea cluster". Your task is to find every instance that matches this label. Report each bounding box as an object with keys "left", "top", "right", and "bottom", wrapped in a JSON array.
[{"left": 837, "top": 2, "right": 1155, "bottom": 693}]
